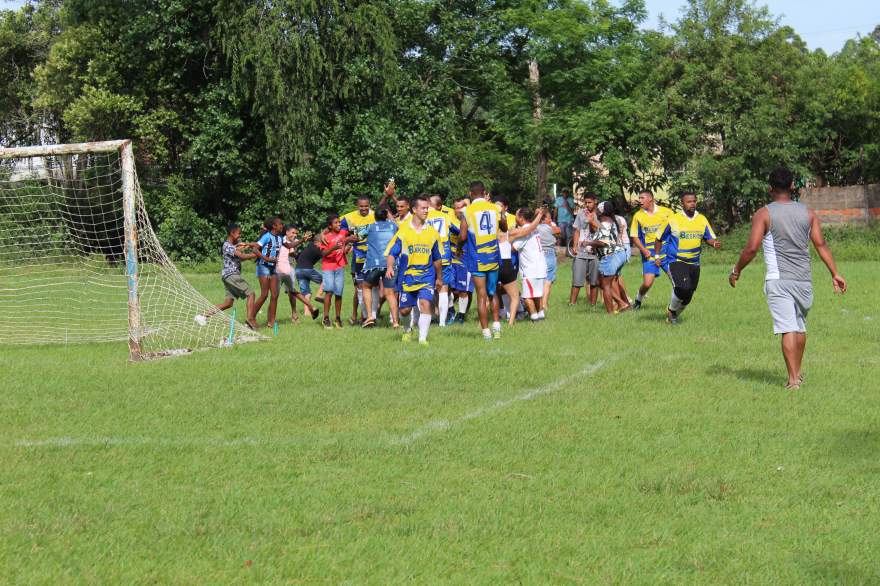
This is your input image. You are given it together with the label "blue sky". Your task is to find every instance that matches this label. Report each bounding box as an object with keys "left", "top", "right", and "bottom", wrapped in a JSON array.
[
  {"left": 642, "top": 0, "right": 879, "bottom": 52},
  {"left": 2, "top": 0, "right": 877, "bottom": 53}
]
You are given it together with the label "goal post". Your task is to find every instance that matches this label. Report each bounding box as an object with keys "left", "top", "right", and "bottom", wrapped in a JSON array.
[{"left": 0, "top": 140, "right": 263, "bottom": 359}]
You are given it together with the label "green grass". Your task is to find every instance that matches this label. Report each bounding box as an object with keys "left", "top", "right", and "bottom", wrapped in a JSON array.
[{"left": 2, "top": 259, "right": 879, "bottom": 583}]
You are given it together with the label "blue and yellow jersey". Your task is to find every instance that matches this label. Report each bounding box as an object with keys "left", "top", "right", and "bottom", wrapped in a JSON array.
[
  {"left": 393, "top": 212, "right": 411, "bottom": 227},
  {"left": 339, "top": 209, "right": 375, "bottom": 263},
  {"left": 384, "top": 221, "right": 442, "bottom": 292},
  {"left": 462, "top": 198, "right": 501, "bottom": 272},
  {"left": 449, "top": 219, "right": 465, "bottom": 267},
  {"left": 441, "top": 204, "right": 455, "bottom": 217},
  {"left": 426, "top": 208, "right": 453, "bottom": 265},
  {"left": 657, "top": 211, "right": 716, "bottom": 266},
  {"left": 630, "top": 205, "right": 673, "bottom": 259}
]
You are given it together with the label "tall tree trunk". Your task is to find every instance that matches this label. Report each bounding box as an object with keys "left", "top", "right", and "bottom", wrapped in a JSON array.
[{"left": 529, "top": 58, "right": 548, "bottom": 205}]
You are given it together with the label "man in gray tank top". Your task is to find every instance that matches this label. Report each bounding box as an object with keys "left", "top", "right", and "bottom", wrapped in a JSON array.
[{"left": 729, "top": 168, "right": 847, "bottom": 390}]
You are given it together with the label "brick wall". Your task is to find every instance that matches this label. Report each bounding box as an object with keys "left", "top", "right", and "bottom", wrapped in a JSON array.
[{"left": 800, "top": 184, "right": 880, "bottom": 224}]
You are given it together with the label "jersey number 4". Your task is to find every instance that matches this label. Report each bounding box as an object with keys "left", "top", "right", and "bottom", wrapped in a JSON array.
[{"left": 477, "top": 211, "right": 496, "bottom": 236}]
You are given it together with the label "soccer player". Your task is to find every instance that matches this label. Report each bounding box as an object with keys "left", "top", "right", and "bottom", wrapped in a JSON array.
[
  {"left": 339, "top": 195, "right": 376, "bottom": 325},
  {"left": 630, "top": 189, "right": 673, "bottom": 309},
  {"left": 253, "top": 216, "right": 283, "bottom": 328},
  {"left": 569, "top": 193, "right": 600, "bottom": 307},
  {"left": 385, "top": 195, "right": 442, "bottom": 344},
  {"left": 277, "top": 224, "right": 319, "bottom": 322},
  {"left": 729, "top": 168, "right": 846, "bottom": 390},
  {"left": 427, "top": 194, "right": 456, "bottom": 326},
  {"left": 393, "top": 194, "right": 411, "bottom": 226},
  {"left": 196, "top": 223, "right": 260, "bottom": 330},
  {"left": 447, "top": 196, "right": 473, "bottom": 324},
  {"left": 458, "top": 181, "right": 506, "bottom": 340},
  {"left": 652, "top": 192, "right": 721, "bottom": 324},
  {"left": 319, "top": 214, "right": 348, "bottom": 329},
  {"left": 361, "top": 208, "right": 399, "bottom": 328},
  {"left": 511, "top": 207, "right": 548, "bottom": 321}
]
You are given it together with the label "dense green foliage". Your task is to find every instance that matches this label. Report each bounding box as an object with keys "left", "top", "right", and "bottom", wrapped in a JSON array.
[{"left": 1, "top": 0, "right": 878, "bottom": 258}]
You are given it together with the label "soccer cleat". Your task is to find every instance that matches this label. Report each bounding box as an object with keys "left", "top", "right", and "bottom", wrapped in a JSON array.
[
  {"left": 418, "top": 339, "right": 429, "bottom": 347},
  {"left": 446, "top": 312, "right": 456, "bottom": 326},
  {"left": 665, "top": 308, "right": 678, "bottom": 325},
  {"left": 311, "top": 308, "right": 321, "bottom": 321},
  {"left": 193, "top": 314, "right": 208, "bottom": 327},
  {"left": 322, "top": 317, "right": 332, "bottom": 330},
  {"left": 632, "top": 299, "right": 642, "bottom": 310},
  {"left": 401, "top": 330, "right": 412, "bottom": 343},
  {"left": 492, "top": 329, "right": 501, "bottom": 339},
  {"left": 454, "top": 314, "right": 466, "bottom": 325},
  {"left": 334, "top": 317, "right": 343, "bottom": 329}
]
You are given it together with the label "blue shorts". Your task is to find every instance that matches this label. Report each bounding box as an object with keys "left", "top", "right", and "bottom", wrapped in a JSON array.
[
  {"left": 471, "top": 269, "right": 499, "bottom": 296},
  {"left": 642, "top": 259, "right": 661, "bottom": 276},
  {"left": 544, "top": 250, "right": 557, "bottom": 283},
  {"left": 442, "top": 264, "right": 456, "bottom": 287},
  {"left": 322, "top": 268, "right": 345, "bottom": 296},
  {"left": 399, "top": 286, "right": 434, "bottom": 309},
  {"left": 599, "top": 250, "right": 628, "bottom": 277},
  {"left": 295, "top": 268, "right": 322, "bottom": 296},
  {"left": 256, "top": 264, "right": 276, "bottom": 278},
  {"left": 453, "top": 263, "right": 473, "bottom": 293}
]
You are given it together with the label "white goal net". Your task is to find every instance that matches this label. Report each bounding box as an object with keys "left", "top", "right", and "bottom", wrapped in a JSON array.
[{"left": 0, "top": 140, "right": 262, "bottom": 360}]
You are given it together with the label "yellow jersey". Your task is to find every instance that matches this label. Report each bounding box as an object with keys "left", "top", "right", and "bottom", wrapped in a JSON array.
[
  {"left": 384, "top": 220, "right": 442, "bottom": 291},
  {"left": 427, "top": 208, "right": 453, "bottom": 265},
  {"left": 630, "top": 205, "right": 673, "bottom": 259},
  {"left": 339, "top": 209, "right": 375, "bottom": 263},
  {"left": 657, "top": 211, "right": 716, "bottom": 266},
  {"left": 462, "top": 198, "right": 501, "bottom": 272}
]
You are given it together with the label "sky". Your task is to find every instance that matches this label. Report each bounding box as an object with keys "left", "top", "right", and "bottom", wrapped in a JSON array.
[
  {"left": 2, "top": 0, "right": 878, "bottom": 53},
  {"left": 642, "top": 0, "right": 878, "bottom": 52}
]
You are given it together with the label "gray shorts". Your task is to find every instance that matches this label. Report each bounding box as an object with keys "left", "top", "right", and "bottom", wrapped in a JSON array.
[
  {"left": 572, "top": 256, "right": 599, "bottom": 288},
  {"left": 279, "top": 272, "right": 297, "bottom": 295},
  {"left": 222, "top": 274, "right": 254, "bottom": 300},
  {"left": 765, "top": 279, "right": 813, "bottom": 334}
]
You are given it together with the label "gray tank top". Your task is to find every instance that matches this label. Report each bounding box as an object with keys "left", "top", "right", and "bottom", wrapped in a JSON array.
[{"left": 762, "top": 201, "right": 811, "bottom": 282}]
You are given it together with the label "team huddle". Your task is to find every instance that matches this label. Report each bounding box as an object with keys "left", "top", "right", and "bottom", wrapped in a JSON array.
[{"left": 199, "top": 178, "right": 730, "bottom": 344}]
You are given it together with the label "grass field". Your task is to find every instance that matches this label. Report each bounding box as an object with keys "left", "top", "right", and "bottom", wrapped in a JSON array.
[{"left": 2, "top": 256, "right": 879, "bottom": 583}]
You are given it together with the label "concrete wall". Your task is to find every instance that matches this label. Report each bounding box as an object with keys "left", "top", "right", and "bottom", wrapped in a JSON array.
[{"left": 800, "top": 184, "right": 880, "bottom": 224}]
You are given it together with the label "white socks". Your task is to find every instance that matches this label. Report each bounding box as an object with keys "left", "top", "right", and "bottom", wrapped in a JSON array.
[
  {"left": 482, "top": 328, "right": 492, "bottom": 339},
  {"left": 408, "top": 306, "right": 417, "bottom": 331},
  {"left": 370, "top": 287, "right": 380, "bottom": 319},
  {"left": 492, "top": 321, "right": 501, "bottom": 332},
  {"left": 357, "top": 289, "right": 365, "bottom": 319},
  {"left": 438, "top": 292, "right": 449, "bottom": 326},
  {"left": 418, "top": 313, "right": 431, "bottom": 342},
  {"left": 669, "top": 291, "right": 685, "bottom": 314},
  {"left": 458, "top": 296, "right": 468, "bottom": 315}
]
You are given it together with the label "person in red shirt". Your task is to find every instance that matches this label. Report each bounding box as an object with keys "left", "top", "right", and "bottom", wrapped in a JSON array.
[{"left": 319, "top": 215, "right": 348, "bottom": 329}]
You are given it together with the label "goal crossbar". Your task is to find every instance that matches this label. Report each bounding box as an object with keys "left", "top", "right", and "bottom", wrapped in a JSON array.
[{"left": 0, "top": 140, "right": 130, "bottom": 159}]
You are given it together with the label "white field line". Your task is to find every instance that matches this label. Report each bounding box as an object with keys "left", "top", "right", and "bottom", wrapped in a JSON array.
[
  {"left": 11, "top": 361, "right": 608, "bottom": 450},
  {"left": 391, "top": 360, "right": 606, "bottom": 446},
  {"left": 10, "top": 436, "right": 310, "bottom": 448}
]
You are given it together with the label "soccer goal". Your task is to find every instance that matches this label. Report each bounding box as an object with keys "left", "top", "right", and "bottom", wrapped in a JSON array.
[{"left": 0, "top": 140, "right": 262, "bottom": 360}]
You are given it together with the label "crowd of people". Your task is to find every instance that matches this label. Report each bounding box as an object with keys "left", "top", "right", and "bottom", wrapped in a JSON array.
[
  {"left": 201, "top": 177, "right": 730, "bottom": 343},
  {"left": 199, "top": 167, "right": 848, "bottom": 387}
]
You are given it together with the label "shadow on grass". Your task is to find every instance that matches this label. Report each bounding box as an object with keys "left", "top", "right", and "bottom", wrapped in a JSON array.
[
  {"left": 802, "top": 556, "right": 880, "bottom": 584},
  {"left": 712, "top": 364, "right": 779, "bottom": 386},
  {"left": 827, "top": 429, "right": 880, "bottom": 461}
]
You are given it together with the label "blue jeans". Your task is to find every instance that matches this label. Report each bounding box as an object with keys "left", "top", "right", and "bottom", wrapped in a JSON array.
[
  {"left": 295, "top": 268, "right": 322, "bottom": 296},
  {"left": 544, "top": 249, "right": 557, "bottom": 283},
  {"left": 322, "top": 268, "right": 345, "bottom": 296}
]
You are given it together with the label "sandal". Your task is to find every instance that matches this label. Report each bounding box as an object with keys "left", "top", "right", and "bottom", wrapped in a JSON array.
[
  {"left": 362, "top": 318, "right": 376, "bottom": 329},
  {"left": 310, "top": 308, "right": 321, "bottom": 321}
]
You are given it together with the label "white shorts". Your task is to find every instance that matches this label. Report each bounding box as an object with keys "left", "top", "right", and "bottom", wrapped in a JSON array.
[{"left": 521, "top": 277, "right": 545, "bottom": 299}]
